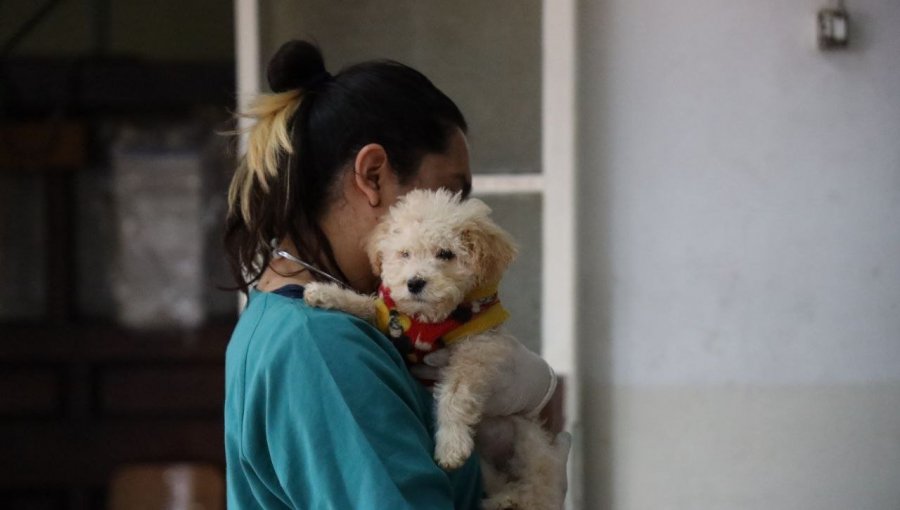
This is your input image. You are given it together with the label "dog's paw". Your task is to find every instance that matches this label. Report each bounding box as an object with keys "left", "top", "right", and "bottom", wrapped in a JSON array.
[
  {"left": 302, "top": 282, "right": 333, "bottom": 309},
  {"left": 435, "top": 424, "right": 475, "bottom": 470},
  {"left": 434, "top": 427, "right": 475, "bottom": 469},
  {"left": 482, "top": 491, "right": 521, "bottom": 510},
  {"left": 301, "top": 283, "right": 324, "bottom": 307}
]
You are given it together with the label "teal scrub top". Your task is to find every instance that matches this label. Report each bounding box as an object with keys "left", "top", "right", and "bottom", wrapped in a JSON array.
[{"left": 225, "top": 286, "right": 483, "bottom": 509}]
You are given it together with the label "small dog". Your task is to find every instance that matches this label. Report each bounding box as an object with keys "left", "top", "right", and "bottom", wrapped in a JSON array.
[{"left": 304, "top": 189, "right": 567, "bottom": 509}]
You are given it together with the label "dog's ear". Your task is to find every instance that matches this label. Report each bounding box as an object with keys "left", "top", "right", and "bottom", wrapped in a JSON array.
[
  {"left": 460, "top": 200, "right": 518, "bottom": 286},
  {"left": 365, "top": 216, "right": 392, "bottom": 277}
]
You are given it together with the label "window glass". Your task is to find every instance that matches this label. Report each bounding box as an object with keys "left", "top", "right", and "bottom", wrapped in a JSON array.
[{"left": 479, "top": 193, "right": 542, "bottom": 353}]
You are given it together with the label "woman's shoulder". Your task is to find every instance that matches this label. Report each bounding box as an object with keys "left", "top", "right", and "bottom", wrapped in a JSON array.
[
  {"left": 228, "top": 287, "right": 406, "bottom": 378},
  {"left": 227, "top": 287, "right": 429, "bottom": 432}
]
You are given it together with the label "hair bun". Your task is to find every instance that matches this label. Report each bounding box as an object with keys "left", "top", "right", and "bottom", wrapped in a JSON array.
[{"left": 267, "top": 40, "right": 329, "bottom": 93}]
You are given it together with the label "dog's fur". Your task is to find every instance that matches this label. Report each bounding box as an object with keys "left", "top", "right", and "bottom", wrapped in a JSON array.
[{"left": 304, "top": 189, "right": 567, "bottom": 509}]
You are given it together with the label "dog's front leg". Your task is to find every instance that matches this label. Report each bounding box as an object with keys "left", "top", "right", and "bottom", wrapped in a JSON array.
[
  {"left": 302, "top": 282, "right": 377, "bottom": 320},
  {"left": 433, "top": 332, "right": 515, "bottom": 469}
]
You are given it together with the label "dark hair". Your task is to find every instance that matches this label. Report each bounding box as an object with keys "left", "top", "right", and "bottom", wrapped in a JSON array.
[{"left": 225, "top": 40, "right": 467, "bottom": 294}]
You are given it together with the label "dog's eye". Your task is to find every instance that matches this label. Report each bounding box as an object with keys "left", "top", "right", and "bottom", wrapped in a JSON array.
[
  {"left": 436, "top": 249, "right": 455, "bottom": 261},
  {"left": 399, "top": 250, "right": 410, "bottom": 259}
]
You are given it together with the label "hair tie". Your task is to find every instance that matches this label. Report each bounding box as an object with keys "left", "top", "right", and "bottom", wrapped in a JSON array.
[{"left": 303, "top": 71, "right": 333, "bottom": 91}]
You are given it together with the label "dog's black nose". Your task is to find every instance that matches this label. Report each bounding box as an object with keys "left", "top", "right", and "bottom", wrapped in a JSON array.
[{"left": 407, "top": 277, "right": 427, "bottom": 294}]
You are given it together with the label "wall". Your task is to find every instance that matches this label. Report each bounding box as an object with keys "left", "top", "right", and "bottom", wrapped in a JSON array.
[{"left": 577, "top": 0, "right": 900, "bottom": 508}]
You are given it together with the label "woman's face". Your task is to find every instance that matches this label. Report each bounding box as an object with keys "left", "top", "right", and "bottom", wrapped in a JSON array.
[
  {"left": 397, "top": 127, "right": 473, "bottom": 201},
  {"left": 321, "top": 127, "right": 473, "bottom": 294}
]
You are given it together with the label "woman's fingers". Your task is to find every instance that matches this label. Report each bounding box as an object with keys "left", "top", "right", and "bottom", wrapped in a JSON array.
[
  {"left": 409, "top": 364, "right": 444, "bottom": 382},
  {"left": 422, "top": 348, "right": 452, "bottom": 367},
  {"left": 539, "top": 379, "right": 566, "bottom": 435}
]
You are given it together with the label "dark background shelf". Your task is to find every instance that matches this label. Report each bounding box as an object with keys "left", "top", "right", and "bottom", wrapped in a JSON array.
[
  {"left": 0, "top": 321, "right": 235, "bottom": 362},
  {"left": 0, "top": 320, "right": 234, "bottom": 509},
  {"left": 2, "top": 1, "right": 240, "bottom": 506},
  {"left": 1, "top": 56, "right": 237, "bottom": 510}
]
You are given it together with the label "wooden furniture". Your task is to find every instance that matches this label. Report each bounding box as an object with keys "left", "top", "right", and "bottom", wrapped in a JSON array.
[
  {"left": 0, "top": 323, "right": 232, "bottom": 509},
  {"left": 108, "top": 463, "right": 224, "bottom": 510}
]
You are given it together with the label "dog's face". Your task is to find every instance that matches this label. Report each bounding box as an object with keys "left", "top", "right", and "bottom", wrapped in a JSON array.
[{"left": 367, "top": 189, "right": 517, "bottom": 323}]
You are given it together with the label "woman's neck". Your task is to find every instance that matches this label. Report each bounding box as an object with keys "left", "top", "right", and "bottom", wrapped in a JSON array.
[
  {"left": 319, "top": 198, "right": 380, "bottom": 294},
  {"left": 257, "top": 239, "right": 316, "bottom": 292},
  {"left": 257, "top": 235, "right": 378, "bottom": 294}
]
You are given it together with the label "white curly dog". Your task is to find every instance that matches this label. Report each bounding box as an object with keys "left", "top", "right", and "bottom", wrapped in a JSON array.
[{"left": 304, "top": 188, "right": 568, "bottom": 510}]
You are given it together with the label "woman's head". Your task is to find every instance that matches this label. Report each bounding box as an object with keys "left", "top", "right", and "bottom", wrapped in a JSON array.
[{"left": 225, "top": 40, "right": 470, "bottom": 294}]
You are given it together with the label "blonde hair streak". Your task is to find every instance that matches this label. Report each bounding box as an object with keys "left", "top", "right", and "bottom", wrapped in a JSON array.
[{"left": 228, "top": 89, "right": 303, "bottom": 225}]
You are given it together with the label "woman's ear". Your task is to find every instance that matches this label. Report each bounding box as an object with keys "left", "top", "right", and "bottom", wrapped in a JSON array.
[{"left": 353, "top": 143, "right": 389, "bottom": 207}]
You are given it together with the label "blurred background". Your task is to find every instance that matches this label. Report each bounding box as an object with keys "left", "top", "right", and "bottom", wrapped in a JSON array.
[
  {"left": 1, "top": 0, "right": 235, "bottom": 508},
  {"left": 1, "top": 0, "right": 899, "bottom": 509}
]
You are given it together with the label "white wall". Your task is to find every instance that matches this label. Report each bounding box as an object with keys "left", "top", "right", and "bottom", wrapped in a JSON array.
[{"left": 576, "top": 0, "right": 900, "bottom": 508}]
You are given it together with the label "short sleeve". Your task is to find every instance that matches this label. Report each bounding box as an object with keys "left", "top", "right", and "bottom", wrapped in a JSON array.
[{"left": 238, "top": 304, "right": 475, "bottom": 509}]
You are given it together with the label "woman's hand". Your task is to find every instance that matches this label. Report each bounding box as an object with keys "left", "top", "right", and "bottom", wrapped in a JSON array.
[
  {"left": 410, "top": 341, "right": 560, "bottom": 424},
  {"left": 539, "top": 378, "right": 566, "bottom": 436},
  {"left": 413, "top": 343, "right": 570, "bottom": 507}
]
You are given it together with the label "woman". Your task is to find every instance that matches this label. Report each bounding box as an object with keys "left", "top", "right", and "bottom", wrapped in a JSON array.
[{"left": 224, "top": 40, "right": 561, "bottom": 509}]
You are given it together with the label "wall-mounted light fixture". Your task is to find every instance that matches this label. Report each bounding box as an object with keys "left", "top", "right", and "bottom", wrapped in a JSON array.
[{"left": 818, "top": 1, "right": 850, "bottom": 50}]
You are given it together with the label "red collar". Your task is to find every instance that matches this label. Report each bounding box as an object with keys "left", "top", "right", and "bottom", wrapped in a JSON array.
[{"left": 376, "top": 284, "right": 502, "bottom": 363}]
